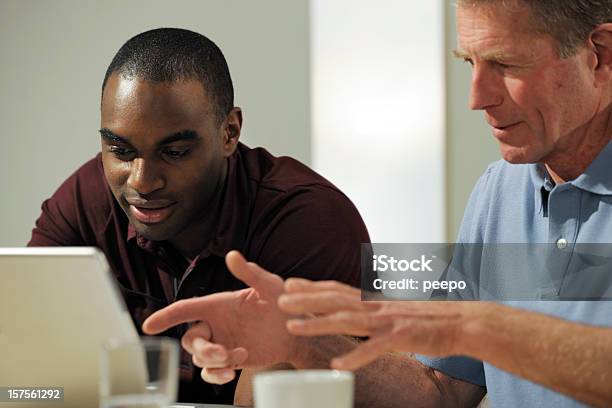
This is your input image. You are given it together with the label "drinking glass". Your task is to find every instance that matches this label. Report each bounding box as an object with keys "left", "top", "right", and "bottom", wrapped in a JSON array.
[{"left": 100, "top": 337, "right": 179, "bottom": 408}]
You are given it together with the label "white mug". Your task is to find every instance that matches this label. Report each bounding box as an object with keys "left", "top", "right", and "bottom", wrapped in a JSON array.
[{"left": 253, "top": 370, "right": 354, "bottom": 408}]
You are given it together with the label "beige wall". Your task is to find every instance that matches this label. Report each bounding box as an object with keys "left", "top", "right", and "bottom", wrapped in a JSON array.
[
  {"left": 0, "top": 0, "right": 310, "bottom": 246},
  {"left": 445, "top": 1, "right": 499, "bottom": 241}
]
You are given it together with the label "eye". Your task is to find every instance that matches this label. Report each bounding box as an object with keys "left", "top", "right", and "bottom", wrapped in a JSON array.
[
  {"left": 108, "top": 145, "right": 136, "bottom": 160},
  {"left": 162, "top": 148, "right": 190, "bottom": 160},
  {"left": 494, "top": 61, "right": 513, "bottom": 69},
  {"left": 463, "top": 57, "right": 474, "bottom": 66}
]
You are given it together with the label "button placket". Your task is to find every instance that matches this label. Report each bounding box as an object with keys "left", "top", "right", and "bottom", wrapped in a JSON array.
[{"left": 547, "top": 187, "right": 581, "bottom": 298}]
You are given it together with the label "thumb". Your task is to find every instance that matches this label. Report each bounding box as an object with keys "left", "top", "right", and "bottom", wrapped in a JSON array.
[{"left": 225, "top": 250, "right": 284, "bottom": 299}]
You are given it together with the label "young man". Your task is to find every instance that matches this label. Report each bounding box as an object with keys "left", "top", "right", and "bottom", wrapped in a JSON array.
[{"left": 28, "top": 28, "right": 369, "bottom": 404}]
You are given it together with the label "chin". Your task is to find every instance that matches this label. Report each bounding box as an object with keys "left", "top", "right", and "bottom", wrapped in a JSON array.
[
  {"left": 499, "top": 144, "right": 544, "bottom": 164},
  {"left": 132, "top": 223, "right": 175, "bottom": 242}
]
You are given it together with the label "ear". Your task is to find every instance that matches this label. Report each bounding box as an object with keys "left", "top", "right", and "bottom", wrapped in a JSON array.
[
  {"left": 588, "top": 23, "right": 612, "bottom": 86},
  {"left": 221, "top": 107, "right": 242, "bottom": 157}
]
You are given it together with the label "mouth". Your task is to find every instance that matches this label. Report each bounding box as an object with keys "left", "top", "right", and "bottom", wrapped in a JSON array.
[
  {"left": 491, "top": 121, "right": 523, "bottom": 140},
  {"left": 127, "top": 201, "right": 177, "bottom": 224},
  {"left": 491, "top": 121, "right": 521, "bottom": 131}
]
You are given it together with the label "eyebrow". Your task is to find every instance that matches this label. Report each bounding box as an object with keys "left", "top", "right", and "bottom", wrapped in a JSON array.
[
  {"left": 453, "top": 49, "right": 522, "bottom": 62},
  {"left": 99, "top": 128, "right": 201, "bottom": 146},
  {"left": 452, "top": 49, "right": 471, "bottom": 59},
  {"left": 453, "top": 46, "right": 515, "bottom": 61}
]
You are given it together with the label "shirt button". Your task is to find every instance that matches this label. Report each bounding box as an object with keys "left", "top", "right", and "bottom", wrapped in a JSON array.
[{"left": 556, "top": 238, "right": 568, "bottom": 249}]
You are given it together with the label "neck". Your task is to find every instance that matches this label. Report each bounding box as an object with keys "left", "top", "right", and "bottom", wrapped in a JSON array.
[
  {"left": 544, "top": 105, "right": 612, "bottom": 184},
  {"left": 169, "top": 160, "right": 228, "bottom": 259}
]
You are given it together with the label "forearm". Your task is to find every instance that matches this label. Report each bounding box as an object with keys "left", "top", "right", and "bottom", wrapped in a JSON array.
[
  {"left": 462, "top": 304, "right": 612, "bottom": 407},
  {"left": 292, "top": 335, "right": 483, "bottom": 408}
]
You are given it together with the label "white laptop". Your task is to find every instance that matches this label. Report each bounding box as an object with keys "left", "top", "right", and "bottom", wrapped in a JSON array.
[{"left": 0, "top": 247, "right": 142, "bottom": 407}]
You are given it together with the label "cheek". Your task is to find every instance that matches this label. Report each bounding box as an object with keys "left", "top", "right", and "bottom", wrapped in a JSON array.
[
  {"left": 540, "top": 61, "right": 596, "bottom": 135},
  {"left": 559, "top": 78, "right": 597, "bottom": 119},
  {"left": 505, "top": 76, "right": 558, "bottom": 135},
  {"left": 177, "top": 157, "right": 225, "bottom": 205},
  {"left": 504, "top": 76, "right": 539, "bottom": 110},
  {"left": 502, "top": 77, "right": 536, "bottom": 118},
  {"left": 102, "top": 156, "right": 129, "bottom": 191}
]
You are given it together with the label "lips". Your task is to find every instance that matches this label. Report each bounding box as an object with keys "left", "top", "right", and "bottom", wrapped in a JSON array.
[
  {"left": 125, "top": 199, "right": 177, "bottom": 224},
  {"left": 490, "top": 121, "right": 521, "bottom": 130},
  {"left": 491, "top": 121, "right": 523, "bottom": 140}
]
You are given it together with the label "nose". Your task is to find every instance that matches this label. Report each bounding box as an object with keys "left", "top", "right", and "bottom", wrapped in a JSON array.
[
  {"left": 468, "top": 63, "right": 504, "bottom": 111},
  {"left": 126, "top": 158, "right": 165, "bottom": 195}
]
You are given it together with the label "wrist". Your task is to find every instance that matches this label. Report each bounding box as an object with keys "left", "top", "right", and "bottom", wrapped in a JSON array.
[{"left": 454, "top": 302, "right": 502, "bottom": 359}]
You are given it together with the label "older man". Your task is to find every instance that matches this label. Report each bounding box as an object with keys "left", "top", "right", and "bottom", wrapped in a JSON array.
[{"left": 144, "top": 1, "right": 612, "bottom": 406}]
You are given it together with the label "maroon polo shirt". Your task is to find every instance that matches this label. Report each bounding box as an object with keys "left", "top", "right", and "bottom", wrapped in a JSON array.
[{"left": 28, "top": 142, "right": 369, "bottom": 404}]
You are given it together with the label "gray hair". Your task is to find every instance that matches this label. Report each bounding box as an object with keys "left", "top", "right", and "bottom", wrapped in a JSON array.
[{"left": 458, "top": 0, "right": 612, "bottom": 58}]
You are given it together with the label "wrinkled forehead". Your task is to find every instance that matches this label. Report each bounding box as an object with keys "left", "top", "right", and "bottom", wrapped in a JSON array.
[{"left": 455, "top": 0, "right": 545, "bottom": 56}]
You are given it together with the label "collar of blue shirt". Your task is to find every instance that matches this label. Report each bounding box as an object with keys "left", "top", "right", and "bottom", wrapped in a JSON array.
[{"left": 529, "top": 140, "right": 612, "bottom": 196}]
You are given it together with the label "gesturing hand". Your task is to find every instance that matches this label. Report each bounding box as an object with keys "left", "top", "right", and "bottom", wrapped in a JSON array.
[
  {"left": 278, "top": 278, "right": 487, "bottom": 370},
  {"left": 142, "top": 251, "right": 299, "bottom": 384}
]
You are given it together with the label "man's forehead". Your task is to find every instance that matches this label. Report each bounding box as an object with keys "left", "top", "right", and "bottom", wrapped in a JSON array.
[
  {"left": 455, "top": 1, "right": 544, "bottom": 60},
  {"left": 101, "top": 74, "right": 212, "bottom": 116},
  {"left": 102, "top": 73, "right": 209, "bottom": 103},
  {"left": 455, "top": 0, "right": 536, "bottom": 32},
  {"left": 100, "top": 74, "right": 217, "bottom": 140}
]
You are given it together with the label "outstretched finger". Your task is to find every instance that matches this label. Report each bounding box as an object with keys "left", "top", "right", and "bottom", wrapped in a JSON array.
[
  {"left": 285, "top": 278, "right": 361, "bottom": 297},
  {"left": 279, "top": 291, "right": 369, "bottom": 315},
  {"left": 225, "top": 250, "right": 283, "bottom": 299},
  {"left": 286, "top": 311, "right": 392, "bottom": 337},
  {"left": 143, "top": 298, "right": 215, "bottom": 335}
]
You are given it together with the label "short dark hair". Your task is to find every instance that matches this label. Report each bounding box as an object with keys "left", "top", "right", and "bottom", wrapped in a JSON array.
[{"left": 102, "top": 28, "right": 234, "bottom": 123}]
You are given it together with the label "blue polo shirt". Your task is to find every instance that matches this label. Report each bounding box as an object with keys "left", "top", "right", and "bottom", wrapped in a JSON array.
[{"left": 418, "top": 141, "right": 612, "bottom": 407}]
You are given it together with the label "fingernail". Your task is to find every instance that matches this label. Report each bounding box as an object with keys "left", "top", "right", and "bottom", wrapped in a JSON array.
[
  {"left": 212, "top": 350, "right": 226, "bottom": 360},
  {"left": 221, "top": 371, "right": 234, "bottom": 380}
]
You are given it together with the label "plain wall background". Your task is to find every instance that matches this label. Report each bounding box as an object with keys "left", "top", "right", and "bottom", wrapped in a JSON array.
[
  {"left": 0, "top": 0, "right": 310, "bottom": 246},
  {"left": 311, "top": 0, "right": 445, "bottom": 242}
]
